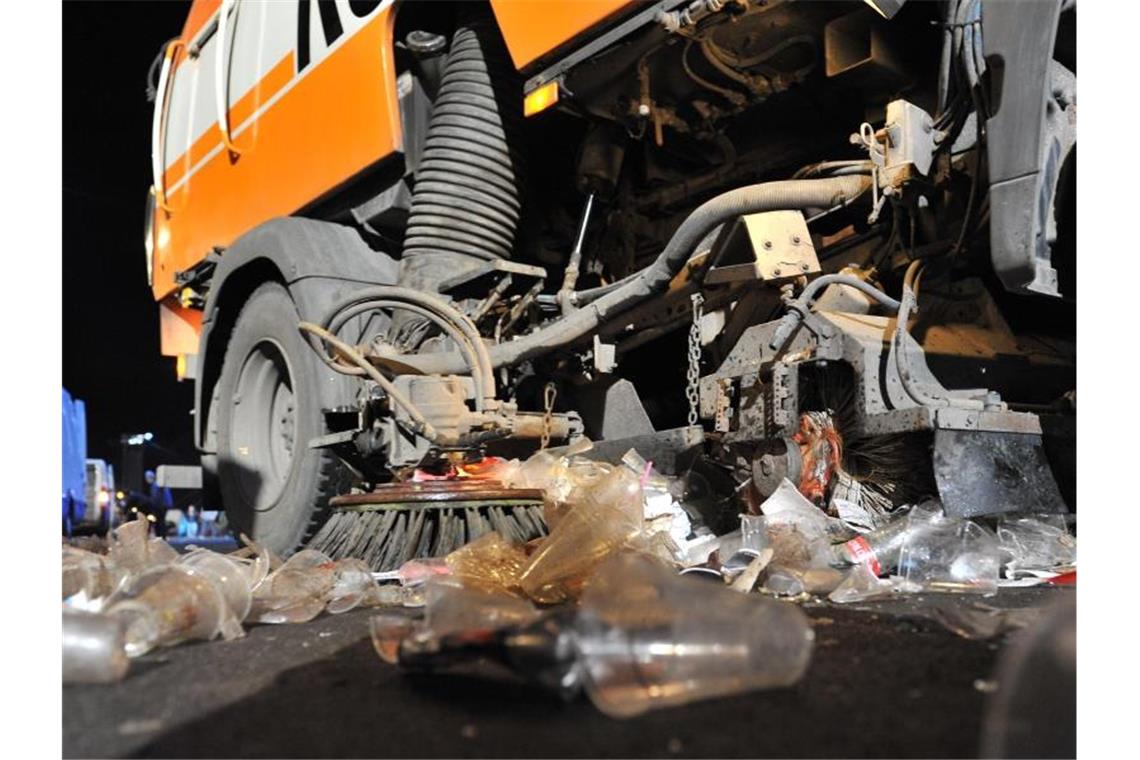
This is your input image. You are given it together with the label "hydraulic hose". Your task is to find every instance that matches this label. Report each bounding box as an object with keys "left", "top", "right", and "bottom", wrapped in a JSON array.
[
  {"left": 325, "top": 299, "right": 489, "bottom": 411},
  {"left": 767, "top": 272, "right": 901, "bottom": 350},
  {"left": 297, "top": 323, "right": 442, "bottom": 443},
  {"left": 313, "top": 286, "right": 496, "bottom": 408},
  {"left": 405, "top": 175, "right": 872, "bottom": 375}
]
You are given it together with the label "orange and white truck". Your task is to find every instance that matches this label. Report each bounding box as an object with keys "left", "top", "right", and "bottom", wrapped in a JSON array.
[{"left": 146, "top": 0, "right": 1076, "bottom": 559}]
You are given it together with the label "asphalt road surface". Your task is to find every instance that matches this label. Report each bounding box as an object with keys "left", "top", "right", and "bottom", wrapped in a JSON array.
[{"left": 63, "top": 586, "right": 1074, "bottom": 759}]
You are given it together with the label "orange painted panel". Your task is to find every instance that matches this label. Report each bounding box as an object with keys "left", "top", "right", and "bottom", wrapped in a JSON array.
[
  {"left": 159, "top": 298, "right": 204, "bottom": 356},
  {"left": 163, "top": 51, "right": 295, "bottom": 191},
  {"left": 182, "top": 0, "right": 222, "bottom": 43},
  {"left": 489, "top": 0, "right": 638, "bottom": 70},
  {"left": 152, "top": 9, "right": 402, "bottom": 299}
]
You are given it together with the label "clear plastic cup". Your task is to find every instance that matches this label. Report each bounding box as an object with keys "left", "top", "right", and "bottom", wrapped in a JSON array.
[
  {"left": 106, "top": 565, "right": 228, "bottom": 656},
  {"left": 179, "top": 549, "right": 253, "bottom": 622},
  {"left": 326, "top": 558, "right": 378, "bottom": 614},
  {"left": 574, "top": 553, "right": 815, "bottom": 718},
  {"left": 519, "top": 469, "right": 643, "bottom": 604},
  {"left": 423, "top": 578, "right": 539, "bottom": 637},
  {"left": 247, "top": 549, "right": 336, "bottom": 624},
  {"left": 63, "top": 610, "right": 130, "bottom": 683},
  {"left": 899, "top": 518, "right": 1001, "bottom": 595}
]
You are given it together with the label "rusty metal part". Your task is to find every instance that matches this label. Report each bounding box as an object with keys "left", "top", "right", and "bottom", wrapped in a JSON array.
[{"left": 329, "top": 480, "right": 545, "bottom": 510}]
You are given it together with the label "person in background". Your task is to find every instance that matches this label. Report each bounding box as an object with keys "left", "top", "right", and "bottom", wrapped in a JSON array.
[
  {"left": 178, "top": 505, "right": 202, "bottom": 539},
  {"left": 145, "top": 470, "right": 174, "bottom": 538}
]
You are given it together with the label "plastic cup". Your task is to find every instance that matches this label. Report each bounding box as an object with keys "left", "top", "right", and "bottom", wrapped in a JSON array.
[
  {"left": 107, "top": 566, "right": 228, "bottom": 656},
  {"left": 63, "top": 610, "right": 129, "bottom": 683},
  {"left": 574, "top": 553, "right": 815, "bottom": 718},
  {"left": 519, "top": 470, "right": 643, "bottom": 604},
  {"left": 899, "top": 517, "right": 1001, "bottom": 595},
  {"left": 179, "top": 549, "right": 253, "bottom": 622}
]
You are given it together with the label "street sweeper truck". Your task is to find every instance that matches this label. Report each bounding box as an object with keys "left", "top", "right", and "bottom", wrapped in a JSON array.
[{"left": 145, "top": 0, "right": 1076, "bottom": 561}]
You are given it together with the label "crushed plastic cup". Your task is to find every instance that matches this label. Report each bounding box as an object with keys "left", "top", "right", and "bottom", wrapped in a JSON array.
[
  {"left": 444, "top": 532, "right": 529, "bottom": 594},
  {"left": 63, "top": 610, "right": 130, "bottom": 683},
  {"left": 326, "top": 558, "right": 379, "bottom": 614},
  {"left": 178, "top": 549, "right": 253, "bottom": 623},
  {"left": 227, "top": 535, "right": 274, "bottom": 592},
  {"left": 997, "top": 514, "right": 1076, "bottom": 574},
  {"left": 106, "top": 565, "right": 230, "bottom": 656},
  {"left": 519, "top": 467, "right": 644, "bottom": 604},
  {"left": 248, "top": 549, "right": 336, "bottom": 624},
  {"left": 107, "top": 518, "right": 178, "bottom": 577},
  {"left": 423, "top": 578, "right": 540, "bottom": 637},
  {"left": 574, "top": 553, "right": 814, "bottom": 718},
  {"left": 898, "top": 517, "right": 1001, "bottom": 595},
  {"left": 63, "top": 547, "right": 127, "bottom": 612}
]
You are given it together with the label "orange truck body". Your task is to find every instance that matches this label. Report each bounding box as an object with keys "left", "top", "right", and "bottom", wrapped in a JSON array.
[{"left": 150, "top": 0, "right": 633, "bottom": 361}]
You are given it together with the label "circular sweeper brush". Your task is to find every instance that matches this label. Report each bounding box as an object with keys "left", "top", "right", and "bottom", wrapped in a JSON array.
[{"left": 306, "top": 480, "right": 548, "bottom": 572}]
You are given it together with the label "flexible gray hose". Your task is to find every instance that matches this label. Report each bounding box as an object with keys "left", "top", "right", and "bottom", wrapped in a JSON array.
[
  {"left": 326, "top": 299, "right": 490, "bottom": 411},
  {"left": 767, "top": 273, "right": 902, "bottom": 350},
  {"left": 298, "top": 323, "right": 442, "bottom": 442},
  {"left": 405, "top": 175, "right": 872, "bottom": 375},
  {"left": 317, "top": 286, "right": 496, "bottom": 406}
]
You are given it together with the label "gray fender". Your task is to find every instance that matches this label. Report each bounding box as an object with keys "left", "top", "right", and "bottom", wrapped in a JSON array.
[
  {"left": 983, "top": 0, "right": 1074, "bottom": 297},
  {"left": 194, "top": 217, "right": 398, "bottom": 452}
]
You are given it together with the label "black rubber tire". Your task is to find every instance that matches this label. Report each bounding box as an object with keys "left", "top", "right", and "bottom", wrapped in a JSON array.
[{"left": 215, "top": 282, "right": 348, "bottom": 556}]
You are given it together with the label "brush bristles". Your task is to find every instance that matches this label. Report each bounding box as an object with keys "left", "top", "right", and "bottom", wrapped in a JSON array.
[
  {"left": 799, "top": 364, "right": 937, "bottom": 510},
  {"left": 306, "top": 504, "right": 548, "bottom": 571}
]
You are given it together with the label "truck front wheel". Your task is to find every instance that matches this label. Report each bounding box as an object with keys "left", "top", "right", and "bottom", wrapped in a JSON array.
[{"left": 214, "top": 282, "right": 347, "bottom": 555}]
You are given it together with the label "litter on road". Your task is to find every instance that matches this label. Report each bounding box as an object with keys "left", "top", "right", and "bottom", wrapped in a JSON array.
[{"left": 63, "top": 442, "right": 1076, "bottom": 723}]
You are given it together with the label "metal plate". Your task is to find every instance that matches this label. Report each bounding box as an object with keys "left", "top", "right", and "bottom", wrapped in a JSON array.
[{"left": 933, "top": 430, "right": 1067, "bottom": 518}]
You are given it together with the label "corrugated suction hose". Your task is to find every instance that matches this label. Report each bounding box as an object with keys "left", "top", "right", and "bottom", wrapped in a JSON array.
[{"left": 399, "top": 21, "right": 524, "bottom": 292}]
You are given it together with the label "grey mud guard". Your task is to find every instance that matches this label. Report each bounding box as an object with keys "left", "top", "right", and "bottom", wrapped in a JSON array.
[{"left": 932, "top": 430, "right": 1067, "bottom": 518}]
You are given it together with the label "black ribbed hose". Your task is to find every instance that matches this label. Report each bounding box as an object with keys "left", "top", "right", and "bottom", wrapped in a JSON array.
[{"left": 397, "top": 21, "right": 524, "bottom": 295}]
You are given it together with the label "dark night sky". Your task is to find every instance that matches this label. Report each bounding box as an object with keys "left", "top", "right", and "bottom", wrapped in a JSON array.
[{"left": 63, "top": 0, "right": 194, "bottom": 464}]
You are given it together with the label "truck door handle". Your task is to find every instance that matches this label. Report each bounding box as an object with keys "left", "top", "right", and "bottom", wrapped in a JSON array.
[
  {"left": 151, "top": 37, "right": 184, "bottom": 213},
  {"left": 215, "top": 0, "right": 243, "bottom": 156}
]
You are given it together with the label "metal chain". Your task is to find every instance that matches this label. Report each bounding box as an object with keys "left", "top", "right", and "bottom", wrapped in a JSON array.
[
  {"left": 540, "top": 382, "right": 557, "bottom": 450},
  {"left": 686, "top": 293, "right": 704, "bottom": 426}
]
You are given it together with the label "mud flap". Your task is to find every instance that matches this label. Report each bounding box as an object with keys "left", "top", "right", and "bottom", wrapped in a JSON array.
[{"left": 933, "top": 429, "right": 1067, "bottom": 518}]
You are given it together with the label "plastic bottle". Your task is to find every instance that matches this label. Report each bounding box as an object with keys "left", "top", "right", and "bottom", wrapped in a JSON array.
[{"left": 835, "top": 501, "right": 942, "bottom": 575}]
